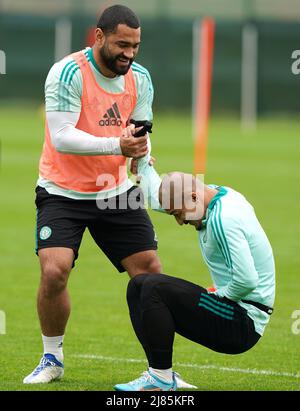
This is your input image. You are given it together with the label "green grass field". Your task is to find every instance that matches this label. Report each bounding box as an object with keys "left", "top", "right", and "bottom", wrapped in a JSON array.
[{"left": 0, "top": 105, "right": 300, "bottom": 391}]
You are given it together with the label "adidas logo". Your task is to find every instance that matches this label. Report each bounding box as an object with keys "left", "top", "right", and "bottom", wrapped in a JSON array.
[{"left": 99, "top": 102, "right": 122, "bottom": 126}]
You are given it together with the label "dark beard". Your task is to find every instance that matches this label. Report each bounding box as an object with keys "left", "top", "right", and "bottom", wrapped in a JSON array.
[{"left": 100, "top": 44, "right": 133, "bottom": 75}]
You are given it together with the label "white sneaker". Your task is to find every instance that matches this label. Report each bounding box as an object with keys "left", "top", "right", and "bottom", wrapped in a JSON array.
[
  {"left": 173, "top": 372, "right": 198, "bottom": 389},
  {"left": 23, "top": 353, "right": 64, "bottom": 384}
]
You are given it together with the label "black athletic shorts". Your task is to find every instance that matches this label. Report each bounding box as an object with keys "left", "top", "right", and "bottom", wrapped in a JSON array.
[{"left": 35, "top": 186, "right": 158, "bottom": 272}]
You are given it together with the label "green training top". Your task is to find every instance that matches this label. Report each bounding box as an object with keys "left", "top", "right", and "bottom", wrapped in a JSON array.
[{"left": 199, "top": 185, "right": 275, "bottom": 336}]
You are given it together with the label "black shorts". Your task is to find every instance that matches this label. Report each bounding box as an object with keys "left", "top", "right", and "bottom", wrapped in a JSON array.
[{"left": 35, "top": 186, "right": 158, "bottom": 272}]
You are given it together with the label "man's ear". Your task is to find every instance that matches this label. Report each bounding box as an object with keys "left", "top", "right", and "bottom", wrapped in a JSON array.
[
  {"left": 191, "top": 191, "right": 197, "bottom": 202},
  {"left": 95, "top": 28, "right": 105, "bottom": 46}
]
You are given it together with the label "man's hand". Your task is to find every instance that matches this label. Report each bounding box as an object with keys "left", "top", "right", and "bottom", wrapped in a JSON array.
[
  {"left": 130, "top": 156, "right": 155, "bottom": 185},
  {"left": 120, "top": 124, "right": 148, "bottom": 158},
  {"left": 130, "top": 156, "right": 156, "bottom": 175}
]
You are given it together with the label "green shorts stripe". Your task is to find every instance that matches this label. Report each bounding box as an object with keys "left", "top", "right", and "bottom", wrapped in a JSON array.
[{"left": 198, "top": 302, "right": 234, "bottom": 320}]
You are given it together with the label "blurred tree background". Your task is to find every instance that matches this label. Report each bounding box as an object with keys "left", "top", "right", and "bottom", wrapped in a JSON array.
[{"left": 0, "top": 0, "right": 299, "bottom": 115}]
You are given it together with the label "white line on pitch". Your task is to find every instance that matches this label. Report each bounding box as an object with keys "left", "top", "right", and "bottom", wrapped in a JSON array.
[{"left": 72, "top": 354, "right": 300, "bottom": 379}]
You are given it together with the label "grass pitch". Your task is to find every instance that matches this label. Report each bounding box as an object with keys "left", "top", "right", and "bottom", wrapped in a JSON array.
[{"left": 0, "top": 106, "right": 299, "bottom": 391}]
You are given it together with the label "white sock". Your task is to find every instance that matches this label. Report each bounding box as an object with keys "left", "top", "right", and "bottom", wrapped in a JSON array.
[
  {"left": 42, "top": 334, "right": 64, "bottom": 363},
  {"left": 149, "top": 367, "right": 173, "bottom": 383}
]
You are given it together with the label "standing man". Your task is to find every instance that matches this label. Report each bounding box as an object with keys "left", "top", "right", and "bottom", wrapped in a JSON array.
[
  {"left": 114, "top": 154, "right": 275, "bottom": 391},
  {"left": 23, "top": 5, "right": 161, "bottom": 384}
]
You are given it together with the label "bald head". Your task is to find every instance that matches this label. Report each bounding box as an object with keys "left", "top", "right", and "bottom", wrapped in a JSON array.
[{"left": 159, "top": 172, "right": 205, "bottom": 225}]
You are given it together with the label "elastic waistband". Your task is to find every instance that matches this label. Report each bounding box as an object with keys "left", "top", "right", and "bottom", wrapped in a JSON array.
[{"left": 241, "top": 299, "right": 274, "bottom": 315}]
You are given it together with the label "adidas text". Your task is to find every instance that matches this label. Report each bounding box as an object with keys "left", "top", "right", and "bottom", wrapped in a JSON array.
[{"left": 99, "top": 118, "right": 122, "bottom": 127}]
